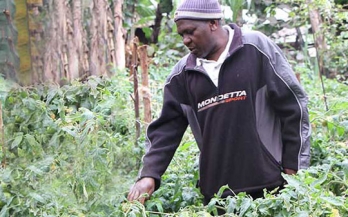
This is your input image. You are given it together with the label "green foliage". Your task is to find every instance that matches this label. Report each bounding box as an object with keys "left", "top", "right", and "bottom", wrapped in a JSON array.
[
  {"left": 304, "top": 77, "right": 348, "bottom": 172},
  {"left": 145, "top": 141, "right": 202, "bottom": 214},
  {"left": 159, "top": 0, "right": 173, "bottom": 14},
  {"left": 271, "top": 0, "right": 348, "bottom": 81},
  {"left": 0, "top": 75, "right": 15, "bottom": 103},
  {"left": 223, "top": 0, "right": 245, "bottom": 22},
  {"left": 0, "top": 72, "right": 141, "bottom": 216},
  {"left": 124, "top": 0, "right": 157, "bottom": 29},
  {"left": 153, "top": 21, "right": 187, "bottom": 65},
  {"left": 201, "top": 159, "right": 348, "bottom": 216}
]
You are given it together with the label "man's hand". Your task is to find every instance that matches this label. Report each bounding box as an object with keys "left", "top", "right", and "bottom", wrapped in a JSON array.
[
  {"left": 283, "top": 168, "right": 297, "bottom": 175},
  {"left": 127, "top": 177, "right": 155, "bottom": 204}
]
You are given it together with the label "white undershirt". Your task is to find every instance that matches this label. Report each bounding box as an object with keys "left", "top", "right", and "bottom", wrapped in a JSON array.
[{"left": 196, "top": 25, "right": 234, "bottom": 87}]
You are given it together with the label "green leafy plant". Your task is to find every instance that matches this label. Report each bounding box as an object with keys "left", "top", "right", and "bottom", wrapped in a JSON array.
[{"left": 0, "top": 72, "right": 141, "bottom": 216}]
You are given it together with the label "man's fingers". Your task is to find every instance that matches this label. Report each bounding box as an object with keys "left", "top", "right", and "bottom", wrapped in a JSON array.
[
  {"left": 138, "top": 196, "right": 146, "bottom": 204},
  {"left": 127, "top": 186, "right": 148, "bottom": 203},
  {"left": 127, "top": 188, "right": 140, "bottom": 201},
  {"left": 127, "top": 190, "right": 149, "bottom": 204},
  {"left": 127, "top": 177, "right": 155, "bottom": 204}
]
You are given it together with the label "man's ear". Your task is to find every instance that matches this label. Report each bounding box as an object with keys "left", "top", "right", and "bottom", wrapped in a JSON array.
[{"left": 209, "top": 20, "right": 218, "bottom": 31}]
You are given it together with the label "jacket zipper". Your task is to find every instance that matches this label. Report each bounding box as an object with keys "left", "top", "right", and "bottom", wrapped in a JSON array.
[{"left": 216, "top": 44, "right": 244, "bottom": 96}]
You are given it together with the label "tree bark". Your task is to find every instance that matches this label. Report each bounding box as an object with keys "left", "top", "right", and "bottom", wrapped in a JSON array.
[
  {"left": 150, "top": 5, "right": 163, "bottom": 44},
  {"left": 14, "top": 0, "right": 31, "bottom": 84},
  {"left": 27, "top": 1, "right": 45, "bottom": 83},
  {"left": 42, "top": 0, "right": 66, "bottom": 84},
  {"left": 12, "top": 0, "right": 127, "bottom": 84},
  {"left": 89, "top": 0, "right": 108, "bottom": 76},
  {"left": 67, "top": 0, "right": 81, "bottom": 80},
  {"left": 114, "top": 0, "right": 126, "bottom": 69},
  {"left": 138, "top": 45, "right": 152, "bottom": 125}
]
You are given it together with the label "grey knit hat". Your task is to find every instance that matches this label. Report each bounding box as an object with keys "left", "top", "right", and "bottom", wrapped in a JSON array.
[{"left": 174, "top": 0, "right": 223, "bottom": 22}]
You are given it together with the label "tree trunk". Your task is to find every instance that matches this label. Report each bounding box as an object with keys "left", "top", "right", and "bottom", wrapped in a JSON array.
[
  {"left": 42, "top": 0, "right": 67, "bottom": 84},
  {"left": 14, "top": 0, "right": 31, "bottom": 84},
  {"left": 29, "top": 2, "right": 45, "bottom": 84},
  {"left": 66, "top": 0, "right": 79, "bottom": 80},
  {"left": 150, "top": 5, "right": 163, "bottom": 44},
  {"left": 89, "top": 0, "right": 108, "bottom": 76},
  {"left": 113, "top": 0, "right": 126, "bottom": 69}
]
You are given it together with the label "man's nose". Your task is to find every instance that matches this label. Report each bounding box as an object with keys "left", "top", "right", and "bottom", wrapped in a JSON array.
[{"left": 183, "top": 35, "right": 191, "bottom": 46}]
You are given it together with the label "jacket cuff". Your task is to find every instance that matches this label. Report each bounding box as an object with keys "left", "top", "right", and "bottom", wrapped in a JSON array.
[{"left": 282, "top": 160, "right": 298, "bottom": 171}]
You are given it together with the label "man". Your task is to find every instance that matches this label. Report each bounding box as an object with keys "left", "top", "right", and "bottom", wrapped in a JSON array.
[{"left": 128, "top": 0, "right": 311, "bottom": 206}]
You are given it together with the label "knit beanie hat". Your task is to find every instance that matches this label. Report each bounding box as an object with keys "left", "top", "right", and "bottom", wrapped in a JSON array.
[{"left": 174, "top": 0, "right": 223, "bottom": 22}]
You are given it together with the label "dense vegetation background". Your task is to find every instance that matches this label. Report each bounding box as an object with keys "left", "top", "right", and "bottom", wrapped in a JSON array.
[{"left": 0, "top": 0, "right": 347, "bottom": 216}]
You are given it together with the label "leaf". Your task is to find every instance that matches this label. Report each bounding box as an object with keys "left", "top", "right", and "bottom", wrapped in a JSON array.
[
  {"left": 10, "top": 133, "right": 23, "bottom": 149},
  {"left": 80, "top": 108, "right": 95, "bottom": 120},
  {"left": 336, "top": 125, "right": 345, "bottom": 137},
  {"left": 206, "top": 198, "right": 218, "bottom": 215},
  {"left": 155, "top": 203, "right": 163, "bottom": 213},
  {"left": 216, "top": 185, "right": 230, "bottom": 198},
  {"left": 83, "top": 183, "right": 88, "bottom": 200},
  {"left": 239, "top": 197, "right": 252, "bottom": 216},
  {"left": 0, "top": 205, "right": 9, "bottom": 217},
  {"left": 179, "top": 141, "right": 194, "bottom": 152},
  {"left": 321, "top": 196, "right": 344, "bottom": 206},
  {"left": 311, "top": 164, "right": 330, "bottom": 187},
  {"left": 46, "top": 87, "right": 58, "bottom": 104},
  {"left": 48, "top": 132, "right": 59, "bottom": 148},
  {"left": 29, "top": 192, "right": 46, "bottom": 204},
  {"left": 24, "top": 134, "right": 39, "bottom": 148},
  {"left": 341, "top": 159, "right": 348, "bottom": 177},
  {"left": 226, "top": 196, "right": 237, "bottom": 214},
  {"left": 61, "top": 126, "right": 77, "bottom": 137},
  {"left": 38, "top": 156, "right": 54, "bottom": 172},
  {"left": 27, "top": 165, "right": 44, "bottom": 175},
  {"left": 296, "top": 211, "right": 310, "bottom": 217},
  {"left": 282, "top": 174, "right": 301, "bottom": 190}
]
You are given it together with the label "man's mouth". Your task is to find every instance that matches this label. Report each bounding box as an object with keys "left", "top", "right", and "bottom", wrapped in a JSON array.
[{"left": 189, "top": 47, "right": 197, "bottom": 53}]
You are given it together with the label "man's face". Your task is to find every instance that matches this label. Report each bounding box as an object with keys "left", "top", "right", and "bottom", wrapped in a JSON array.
[{"left": 176, "top": 19, "right": 215, "bottom": 59}]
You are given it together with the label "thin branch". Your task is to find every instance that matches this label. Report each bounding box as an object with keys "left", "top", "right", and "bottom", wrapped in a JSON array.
[{"left": 0, "top": 102, "right": 6, "bottom": 168}]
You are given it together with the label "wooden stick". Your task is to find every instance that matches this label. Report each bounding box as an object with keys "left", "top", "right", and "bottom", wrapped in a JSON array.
[
  {"left": 138, "top": 45, "right": 152, "bottom": 126},
  {"left": 0, "top": 101, "right": 6, "bottom": 168},
  {"left": 131, "top": 37, "right": 141, "bottom": 143}
]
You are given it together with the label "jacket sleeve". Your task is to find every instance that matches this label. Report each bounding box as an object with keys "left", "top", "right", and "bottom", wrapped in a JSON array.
[
  {"left": 259, "top": 32, "right": 311, "bottom": 171},
  {"left": 138, "top": 64, "right": 189, "bottom": 190}
]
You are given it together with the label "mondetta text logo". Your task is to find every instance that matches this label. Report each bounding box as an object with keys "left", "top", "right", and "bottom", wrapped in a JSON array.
[{"left": 198, "top": 90, "right": 247, "bottom": 112}]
